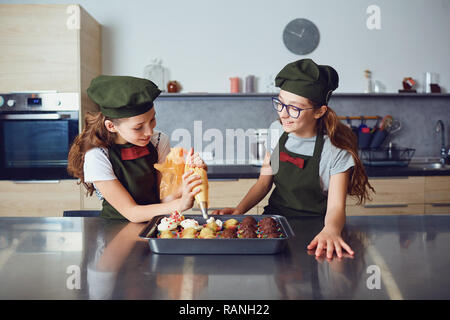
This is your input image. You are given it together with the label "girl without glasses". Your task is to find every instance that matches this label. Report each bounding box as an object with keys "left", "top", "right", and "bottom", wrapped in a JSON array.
[{"left": 68, "top": 76, "right": 205, "bottom": 222}]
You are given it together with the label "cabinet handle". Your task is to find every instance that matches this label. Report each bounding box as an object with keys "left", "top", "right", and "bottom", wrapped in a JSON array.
[
  {"left": 363, "top": 204, "right": 408, "bottom": 208},
  {"left": 431, "top": 203, "right": 450, "bottom": 207}
]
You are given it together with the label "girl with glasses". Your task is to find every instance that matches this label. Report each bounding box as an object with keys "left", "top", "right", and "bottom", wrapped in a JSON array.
[{"left": 214, "top": 59, "right": 373, "bottom": 259}]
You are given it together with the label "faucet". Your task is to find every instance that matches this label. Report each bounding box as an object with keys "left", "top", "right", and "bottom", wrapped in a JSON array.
[{"left": 435, "top": 120, "right": 448, "bottom": 164}]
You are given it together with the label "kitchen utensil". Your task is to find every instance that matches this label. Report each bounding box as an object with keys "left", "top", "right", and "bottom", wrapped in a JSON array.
[
  {"left": 360, "top": 147, "right": 415, "bottom": 166},
  {"left": 185, "top": 164, "right": 209, "bottom": 220},
  {"left": 245, "top": 75, "right": 255, "bottom": 93},
  {"left": 139, "top": 214, "right": 295, "bottom": 254},
  {"left": 358, "top": 116, "right": 368, "bottom": 131},
  {"left": 385, "top": 119, "right": 401, "bottom": 134},
  {"left": 369, "top": 128, "right": 388, "bottom": 148},
  {"left": 380, "top": 115, "right": 393, "bottom": 131},
  {"left": 370, "top": 116, "right": 381, "bottom": 133},
  {"left": 230, "top": 77, "right": 240, "bottom": 93},
  {"left": 358, "top": 127, "right": 373, "bottom": 149}
]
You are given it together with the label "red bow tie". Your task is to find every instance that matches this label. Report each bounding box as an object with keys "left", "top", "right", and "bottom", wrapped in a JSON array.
[
  {"left": 121, "top": 145, "right": 150, "bottom": 160},
  {"left": 280, "top": 151, "right": 305, "bottom": 169}
]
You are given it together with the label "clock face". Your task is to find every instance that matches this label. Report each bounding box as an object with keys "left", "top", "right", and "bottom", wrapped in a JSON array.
[{"left": 283, "top": 18, "right": 320, "bottom": 55}]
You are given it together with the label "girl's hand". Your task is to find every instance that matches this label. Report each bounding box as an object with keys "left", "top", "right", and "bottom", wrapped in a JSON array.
[
  {"left": 307, "top": 226, "right": 354, "bottom": 259},
  {"left": 211, "top": 207, "right": 241, "bottom": 215},
  {"left": 186, "top": 148, "right": 207, "bottom": 170},
  {"left": 177, "top": 169, "right": 202, "bottom": 212}
]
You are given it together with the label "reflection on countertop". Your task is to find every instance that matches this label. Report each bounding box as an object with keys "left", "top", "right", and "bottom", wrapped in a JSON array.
[{"left": 0, "top": 215, "right": 450, "bottom": 299}]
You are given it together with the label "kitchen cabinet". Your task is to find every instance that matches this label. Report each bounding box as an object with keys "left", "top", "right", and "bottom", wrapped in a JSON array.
[
  {"left": 193, "top": 179, "right": 259, "bottom": 214},
  {"left": 205, "top": 177, "right": 429, "bottom": 216},
  {"left": 198, "top": 176, "right": 440, "bottom": 216},
  {"left": 346, "top": 177, "right": 425, "bottom": 215},
  {"left": 82, "top": 178, "right": 273, "bottom": 214},
  {"left": 81, "top": 187, "right": 102, "bottom": 211},
  {"left": 82, "top": 179, "right": 268, "bottom": 214},
  {"left": 424, "top": 176, "right": 450, "bottom": 214},
  {"left": 0, "top": 4, "right": 101, "bottom": 119},
  {"left": 0, "top": 4, "right": 101, "bottom": 216},
  {"left": 0, "top": 180, "right": 80, "bottom": 217}
]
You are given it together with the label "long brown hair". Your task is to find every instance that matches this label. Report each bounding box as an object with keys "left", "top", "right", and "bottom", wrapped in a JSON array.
[
  {"left": 67, "top": 112, "right": 120, "bottom": 196},
  {"left": 313, "top": 101, "right": 375, "bottom": 204}
]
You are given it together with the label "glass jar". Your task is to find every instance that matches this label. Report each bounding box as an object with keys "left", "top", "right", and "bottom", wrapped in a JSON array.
[{"left": 143, "top": 59, "right": 165, "bottom": 91}]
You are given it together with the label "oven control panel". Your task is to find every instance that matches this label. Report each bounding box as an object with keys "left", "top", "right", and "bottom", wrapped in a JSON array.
[{"left": 0, "top": 92, "right": 79, "bottom": 112}]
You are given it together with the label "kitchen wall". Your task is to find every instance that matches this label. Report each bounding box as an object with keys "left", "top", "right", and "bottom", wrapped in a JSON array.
[
  {"left": 1, "top": 0, "right": 449, "bottom": 93},
  {"left": 155, "top": 94, "right": 450, "bottom": 160},
  {"left": 1, "top": 0, "right": 448, "bottom": 161}
]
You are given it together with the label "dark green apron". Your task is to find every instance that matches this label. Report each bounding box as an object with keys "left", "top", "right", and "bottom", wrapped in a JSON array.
[
  {"left": 101, "top": 142, "right": 160, "bottom": 219},
  {"left": 264, "top": 131, "right": 327, "bottom": 217}
]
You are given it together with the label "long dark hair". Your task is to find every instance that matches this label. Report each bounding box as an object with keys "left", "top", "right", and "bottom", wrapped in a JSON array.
[
  {"left": 313, "top": 101, "right": 375, "bottom": 204},
  {"left": 67, "top": 112, "right": 121, "bottom": 196}
]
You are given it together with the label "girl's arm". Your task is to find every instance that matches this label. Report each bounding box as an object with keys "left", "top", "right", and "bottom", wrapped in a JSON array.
[
  {"left": 214, "top": 152, "right": 274, "bottom": 215},
  {"left": 307, "top": 169, "right": 355, "bottom": 259},
  {"left": 95, "top": 170, "right": 202, "bottom": 223}
]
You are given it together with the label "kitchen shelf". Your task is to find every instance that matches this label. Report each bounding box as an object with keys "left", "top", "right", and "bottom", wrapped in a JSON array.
[
  {"left": 158, "top": 92, "right": 450, "bottom": 99},
  {"left": 331, "top": 93, "right": 450, "bottom": 98}
]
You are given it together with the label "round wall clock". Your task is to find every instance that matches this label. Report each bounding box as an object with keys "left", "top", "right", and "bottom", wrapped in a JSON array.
[{"left": 283, "top": 18, "right": 320, "bottom": 55}]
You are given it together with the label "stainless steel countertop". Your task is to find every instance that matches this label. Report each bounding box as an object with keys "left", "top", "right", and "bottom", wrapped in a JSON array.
[{"left": 0, "top": 215, "right": 449, "bottom": 300}]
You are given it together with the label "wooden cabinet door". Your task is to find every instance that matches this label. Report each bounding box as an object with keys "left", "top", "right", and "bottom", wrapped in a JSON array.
[
  {"left": 201, "top": 179, "right": 258, "bottom": 213},
  {"left": 0, "top": 180, "right": 80, "bottom": 217},
  {"left": 424, "top": 176, "right": 450, "bottom": 214},
  {"left": 346, "top": 177, "right": 425, "bottom": 215}
]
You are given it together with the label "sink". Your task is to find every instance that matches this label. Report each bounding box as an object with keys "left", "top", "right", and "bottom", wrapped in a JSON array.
[{"left": 408, "top": 162, "right": 450, "bottom": 170}]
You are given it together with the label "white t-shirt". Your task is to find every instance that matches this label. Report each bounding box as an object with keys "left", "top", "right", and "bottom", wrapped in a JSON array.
[
  {"left": 267, "top": 120, "right": 355, "bottom": 194},
  {"left": 83, "top": 130, "right": 170, "bottom": 191}
]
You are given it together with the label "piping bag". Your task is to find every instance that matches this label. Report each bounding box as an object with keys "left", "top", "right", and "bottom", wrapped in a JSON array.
[{"left": 185, "top": 161, "right": 209, "bottom": 220}]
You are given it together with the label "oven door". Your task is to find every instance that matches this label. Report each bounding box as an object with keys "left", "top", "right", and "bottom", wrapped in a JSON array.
[{"left": 0, "top": 112, "right": 79, "bottom": 180}]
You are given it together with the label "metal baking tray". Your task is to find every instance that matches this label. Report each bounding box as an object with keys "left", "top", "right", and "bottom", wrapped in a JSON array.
[{"left": 139, "top": 214, "right": 295, "bottom": 255}]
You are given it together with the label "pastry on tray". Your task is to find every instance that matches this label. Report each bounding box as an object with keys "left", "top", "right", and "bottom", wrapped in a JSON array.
[
  {"left": 221, "top": 228, "right": 237, "bottom": 239},
  {"left": 205, "top": 217, "right": 223, "bottom": 232},
  {"left": 180, "top": 219, "right": 202, "bottom": 231},
  {"left": 241, "top": 216, "right": 257, "bottom": 227},
  {"left": 240, "top": 228, "right": 257, "bottom": 238},
  {"left": 223, "top": 218, "right": 239, "bottom": 229},
  {"left": 155, "top": 212, "right": 284, "bottom": 239},
  {"left": 160, "top": 230, "right": 175, "bottom": 239},
  {"left": 259, "top": 217, "right": 276, "bottom": 228},
  {"left": 181, "top": 228, "right": 198, "bottom": 239},
  {"left": 198, "top": 227, "right": 216, "bottom": 239}
]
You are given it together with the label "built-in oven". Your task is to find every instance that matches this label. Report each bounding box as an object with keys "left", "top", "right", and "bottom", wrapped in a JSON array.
[{"left": 0, "top": 92, "right": 79, "bottom": 180}]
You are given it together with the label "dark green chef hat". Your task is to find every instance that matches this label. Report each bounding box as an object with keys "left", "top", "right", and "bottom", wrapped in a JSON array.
[
  {"left": 87, "top": 75, "right": 161, "bottom": 119},
  {"left": 275, "top": 59, "right": 339, "bottom": 106}
]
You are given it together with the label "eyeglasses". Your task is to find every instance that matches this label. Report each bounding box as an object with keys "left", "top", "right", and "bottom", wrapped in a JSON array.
[{"left": 271, "top": 97, "right": 313, "bottom": 119}]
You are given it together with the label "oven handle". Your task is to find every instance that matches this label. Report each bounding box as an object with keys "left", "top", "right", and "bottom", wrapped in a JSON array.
[{"left": 0, "top": 114, "right": 72, "bottom": 120}]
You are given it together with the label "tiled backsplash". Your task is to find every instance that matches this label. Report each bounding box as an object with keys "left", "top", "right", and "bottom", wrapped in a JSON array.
[{"left": 154, "top": 93, "right": 450, "bottom": 162}]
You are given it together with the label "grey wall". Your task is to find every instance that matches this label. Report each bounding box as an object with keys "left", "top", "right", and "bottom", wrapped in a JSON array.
[
  {"left": 154, "top": 94, "right": 450, "bottom": 160},
  {"left": 1, "top": 0, "right": 449, "bottom": 93}
]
